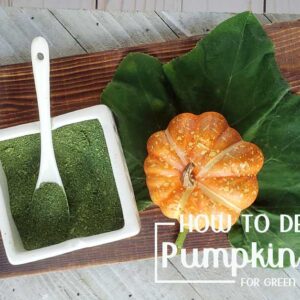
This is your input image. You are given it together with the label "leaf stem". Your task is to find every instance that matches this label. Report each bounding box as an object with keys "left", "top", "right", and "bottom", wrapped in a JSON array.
[{"left": 175, "top": 227, "right": 189, "bottom": 254}]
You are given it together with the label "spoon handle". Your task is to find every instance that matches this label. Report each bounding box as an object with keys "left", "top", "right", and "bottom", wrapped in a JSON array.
[{"left": 31, "top": 37, "right": 62, "bottom": 188}]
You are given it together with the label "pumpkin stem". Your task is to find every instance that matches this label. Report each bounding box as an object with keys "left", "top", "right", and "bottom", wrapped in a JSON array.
[
  {"left": 175, "top": 227, "right": 189, "bottom": 254},
  {"left": 182, "top": 162, "right": 195, "bottom": 188}
]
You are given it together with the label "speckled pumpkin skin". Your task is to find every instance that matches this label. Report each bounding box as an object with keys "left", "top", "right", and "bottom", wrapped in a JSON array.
[{"left": 144, "top": 112, "right": 264, "bottom": 230}]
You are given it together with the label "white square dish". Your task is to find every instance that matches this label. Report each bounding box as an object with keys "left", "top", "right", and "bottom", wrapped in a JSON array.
[{"left": 0, "top": 104, "right": 141, "bottom": 265}]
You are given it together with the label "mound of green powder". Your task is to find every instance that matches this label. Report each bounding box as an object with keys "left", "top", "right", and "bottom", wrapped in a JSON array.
[
  {"left": 29, "top": 183, "right": 69, "bottom": 249},
  {"left": 0, "top": 120, "right": 124, "bottom": 250}
]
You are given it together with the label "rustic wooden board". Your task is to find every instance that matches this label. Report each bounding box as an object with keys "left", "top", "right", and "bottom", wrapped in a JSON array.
[
  {"left": 0, "top": 20, "right": 299, "bottom": 278},
  {"left": 0, "top": 208, "right": 229, "bottom": 278}
]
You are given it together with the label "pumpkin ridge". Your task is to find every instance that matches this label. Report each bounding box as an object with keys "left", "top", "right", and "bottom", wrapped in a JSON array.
[
  {"left": 146, "top": 132, "right": 185, "bottom": 171},
  {"left": 186, "top": 118, "right": 230, "bottom": 171},
  {"left": 164, "top": 128, "right": 188, "bottom": 165},
  {"left": 177, "top": 187, "right": 195, "bottom": 218},
  {"left": 197, "top": 181, "right": 241, "bottom": 214},
  {"left": 197, "top": 140, "right": 243, "bottom": 178}
]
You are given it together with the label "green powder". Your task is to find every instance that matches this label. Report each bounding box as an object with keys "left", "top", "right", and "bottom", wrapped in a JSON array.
[
  {"left": 0, "top": 120, "right": 124, "bottom": 250},
  {"left": 29, "top": 183, "right": 69, "bottom": 250}
]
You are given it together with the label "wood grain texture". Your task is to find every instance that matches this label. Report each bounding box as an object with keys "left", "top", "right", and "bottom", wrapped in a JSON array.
[
  {"left": 181, "top": 0, "right": 264, "bottom": 13},
  {"left": 11, "top": 0, "right": 96, "bottom": 9},
  {"left": 1, "top": 254, "right": 299, "bottom": 300},
  {"left": 265, "top": 20, "right": 300, "bottom": 94},
  {"left": 0, "top": 208, "right": 229, "bottom": 278},
  {"left": 266, "top": 0, "right": 300, "bottom": 14},
  {"left": 266, "top": 13, "right": 300, "bottom": 23},
  {"left": 1, "top": 0, "right": 264, "bottom": 12},
  {"left": 0, "top": 21, "right": 299, "bottom": 129},
  {"left": 0, "top": 258, "right": 204, "bottom": 299},
  {"left": 49, "top": 10, "right": 177, "bottom": 52},
  {"left": 0, "top": 7, "right": 85, "bottom": 65},
  {"left": 157, "top": 12, "right": 270, "bottom": 37},
  {"left": 0, "top": 20, "right": 300, "bottom": 278},
  {"left": 96, "top": 0, "right": 263, "bottom": 13},
  {"left": 169, "top": 253, "right": 300, "bottom": 299}
]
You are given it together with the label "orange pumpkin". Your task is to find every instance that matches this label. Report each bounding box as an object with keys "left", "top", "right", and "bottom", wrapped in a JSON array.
[{"left": 144, "top": 112, "right": 264, "bottom": 230}]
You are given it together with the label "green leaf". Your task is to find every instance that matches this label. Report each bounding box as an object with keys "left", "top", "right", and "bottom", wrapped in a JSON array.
[
  {"left": 101, "top": 12, "right": 300, "bottom": 266},
  {"left": 163, "top": 11, "right": 289, "bottom": 137},
  {"left": 229, "top": 92, "right": 300, "bottom": 266},
  {"left": 102, "top": 53, "right": 177, "bottom": 209},
  {"left": 164, "top": 12, "right": 300, "bottom": 265}
]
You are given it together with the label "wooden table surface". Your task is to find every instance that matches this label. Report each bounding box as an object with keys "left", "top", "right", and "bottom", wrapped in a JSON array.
[{"left": 0, "top": 7, "right": 300, "bottom": 300}]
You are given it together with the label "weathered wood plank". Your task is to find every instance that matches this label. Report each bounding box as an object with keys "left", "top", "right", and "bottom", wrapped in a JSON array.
[
  {"left": 181, "top": 0, "right": 264, "bottom": 13},
  {"left": 0, "top": 258, "right": 202, "bottom": 299},
  {"left": 156, "top": 12, "right": 270, "bottom": 37},
  {"left": 11, "top": 0, "right": 96, "bottom": 9},
  {"left": 266, "top": 0, "right": 300, "bottom": 14},
  {"left": 284, "top": 267, "right": 300, "bottom": 289},
  {"left": 1, "top": 252, "right": 299, "bottom": 299},
  {"left": 98, "top": 0, "right": 122, "bottom": 10},
  {"left": 1, "top": 0, "right": 265, "bottom": 13},
  {"left": 105, "top": 258, "right": 201, "bottom": 299},
  {"left": 241, "top": 263, "right": 300, "bottom": 299},
  {"left": 157, "top": 12, "right": 235, "bottom": 37},
  {"left": 50, "top": 10, "right": 177, "bottom": 53},
  {"left": 265, "top": 20, "right": 300, "bottom": 94},
  {"left": 96, "top": 0, "right": 264, "bottom": 13},
  {"left": 0, "top": 7, "right": 85, "bottom": 65},
  {"left": 169, "top": 251, "right": 300, "bottom": 299},
  {"left": 266, "top": 13, "right": 300, "bottom": 23}
]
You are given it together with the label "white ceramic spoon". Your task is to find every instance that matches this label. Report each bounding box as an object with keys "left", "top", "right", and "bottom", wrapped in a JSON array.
[{"left": 31, "top": 37, "right": 68, "bottom": 205}]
